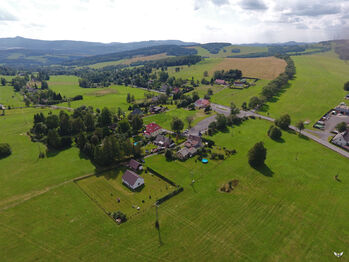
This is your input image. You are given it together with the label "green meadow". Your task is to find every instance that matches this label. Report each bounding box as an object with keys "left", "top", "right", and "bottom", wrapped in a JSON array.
[
  {"left": 0, "top": 85, "right": 25, "bottom": 108},
  {"left": 264, "top": 51, "right": 349, "bottom": 124},
  {"left": 1, "top": 118, "right": 349, "bottom": 261},
  {"left": 143, "top": 106, "right": 214, "bottom": 130},
  {"left": 210, "top": 79, "right": 270, "bottom": 107},
  {"left": 48, "top": 75, "right": 155, "bottom": 111},
  {"left": 190, "top": 45, "right": 268, "bottom": 58}
]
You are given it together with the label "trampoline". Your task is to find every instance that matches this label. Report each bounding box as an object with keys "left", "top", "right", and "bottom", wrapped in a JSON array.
[{"left": 202, "top": 159, "right": 208, "bottom": 164}]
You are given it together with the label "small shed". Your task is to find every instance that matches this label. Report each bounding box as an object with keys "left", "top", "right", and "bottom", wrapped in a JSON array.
[{"left": 128, "top": 159, "right": 143, "bottom": 171}]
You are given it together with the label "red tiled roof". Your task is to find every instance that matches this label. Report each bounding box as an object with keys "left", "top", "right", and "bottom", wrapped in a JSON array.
[
  {"left": 145, "top": 122, "right": 162, "bottom": 135},
  {"left": 195, "top": 99, "right": 210, "bottom": 107}
]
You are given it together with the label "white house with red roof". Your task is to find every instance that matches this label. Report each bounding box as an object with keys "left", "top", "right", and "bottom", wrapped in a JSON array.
[
  {"left": 144, "top": 122, "right": 163, "bottom": 138},
  {"left": 194, "top": 99, "right": 210, "bottom": 109}
]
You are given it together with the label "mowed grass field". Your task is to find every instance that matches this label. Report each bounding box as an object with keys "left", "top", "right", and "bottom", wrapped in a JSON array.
[
  {"left": 48, "top": 75, "right": 155, "bottom": 111},
  {"left": 89, "top": 53, "right": 170, "bottom": 69},
  {"left": 0, "top": 108, "right": 95, "bottom": 207},
  {"left": 264, "top": 51, "right": 349, "bottom": 125},
  {"left": 143, "top": 106, "right": 214, "bottom": 130},
  {"left": 1, "top": 118, "right": 349, "bottom": 261},
  {"left": 0, "top": 85, "right": 25, "bottom": 108},
  {"left": 210, "top": 79, "right": 270, "bottom": 107},
  {"left": 77, "top": 168, "right": 175, "bottom": 217},
  {"left": 210, "top": 57, "right": 287, "bottom": 80}
]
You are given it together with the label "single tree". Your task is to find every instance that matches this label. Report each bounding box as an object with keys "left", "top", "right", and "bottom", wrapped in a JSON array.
[
  {"left": 186, "top": 116, "right": 194, "bottom": 128},
  {"left": 267, "top": 125, "right": 282, "bottom": 140},
  {"left": 275, "top": 114, "right": 291, "bottom": 130},
  {"left": 230, "top": 102, "right": 240, "bottom": 116},
  {"left": 165, "top": 149, "right": 173, "bottom": 161},
  {"left": 295, "top": 121, "right": 305, "bottom": 134},
  {"left": 248, "top": 142, "right": 267, "bottom": 168},
  {"left": 0, "top": 143, "right": 11, "bottom": 159},
  {"left": 216, "top": 114, "right": 227, "bottom": 130},
  {"left": 171, "top": 117, "right": 184, "bottom": 137},
  {"left": 1, "top": 78, "right": 6, "bottom": 86},
  {"left": 336, "top": 122, "right": 347, "bottom": 133},
  {"left": 131, "top": 115, "right": 143, "bottom": 133},
  {"left": 344, "top": 81, "right": 349, "bottom": 91}
]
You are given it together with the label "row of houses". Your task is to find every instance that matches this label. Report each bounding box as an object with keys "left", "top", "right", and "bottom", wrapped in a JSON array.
[
  {"left": 215, "top": 79, "right": 247, "bottom": 87},
  {"left": 177, "top": 134, "right": 203, "bottom": 160}
]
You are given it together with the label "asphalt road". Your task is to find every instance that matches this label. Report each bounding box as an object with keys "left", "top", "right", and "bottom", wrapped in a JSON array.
[{"left": 190, "top": 103, "right": 349, "bottom": 159}]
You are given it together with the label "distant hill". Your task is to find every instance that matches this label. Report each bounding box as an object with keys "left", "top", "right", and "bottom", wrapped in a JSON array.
[
  {"left": 63, "top": 45, "right": 198, "bottom": 66},
  {"left": 0, "top": 36, "right": 198, "bottom": 66}
]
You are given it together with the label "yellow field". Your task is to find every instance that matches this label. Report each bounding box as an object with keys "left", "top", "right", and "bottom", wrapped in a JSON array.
[{"left": 210, "top": 57, "right": 287, "bottom": 80}]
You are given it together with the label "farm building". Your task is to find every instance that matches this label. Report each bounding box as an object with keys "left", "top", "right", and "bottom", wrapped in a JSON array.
[
  {"left": 153, "top": 134, "right": 174, "bottom": 148},
  {"left": 335, "top": 103, "right": 349, "bottom": 115},
  {"left": 150, "top": 106, "right": 165, "bottom": 114},
  {"left": 233, "top": 81, "right": 245, "bottom": 87},
  {"left": 144, "top": 122, "right": 163, "bottom": 138},
  {"left": 128, "top": 159, "right": 143, "bottom": 171},
  {"left": 185, "top": 135, "right": 203, "bottom": 148},
  {"left": 332, "top": 131, "right": 349, "bottom": 147},
  {"left": 194, "top": 99, "right": 210, "bottom": 109},
  {"left": 215, "top": 79, "right": 227, "bottom": 85},
  {"left": 177, "top": 147, "right": 198, "bottom": 160},
  {"left": 122, "top": 170, "right": 144, "bottom": 190}
]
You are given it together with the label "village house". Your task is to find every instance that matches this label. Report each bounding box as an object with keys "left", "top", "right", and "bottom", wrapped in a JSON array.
[
  {"left": 215, "top": 79, "right": 227, "bottom": 85},
  {"left": 233, "top": 81, "right": 245, "bottom": 87},
  {"left": 153, "top": 134, "right": 174, "bottom": 148},
  {"left": 160, "top": 84, "right": 171, "bottom": 93},
  {"left": 149, "top": 106, "right": 165, "bottom": 114},
  {"left": 185, "top": 135, "right": 203, "bottom": 148},
  {"left": 128, "top": 159, "right": 143, "bottom": 171},
  {"left": 122, "top": 169, "right": 144, "bottom": 190},
  {"left": 131, "top": 108, "right": 143, "bottom": 116},
  {"left": 194, "top": 99, "right": 210, "bottom": 109},
  {"left": 144, "top": 122, "right": 163, "bottom": 138},
  {"left": 332, "top": 131, "right": 349, "bottom": 147},
  {"left": 335, "top": 103, "right": 349, "bottom": 115},
  {"left": 177, "top": 147, "right": 198, "bottom": 160}
]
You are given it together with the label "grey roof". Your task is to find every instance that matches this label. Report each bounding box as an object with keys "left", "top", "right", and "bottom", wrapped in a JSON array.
[
  {"left": 122, "top": 170, "right": 141, "bottom": 186},
  {"left": 128, "top": 159, "right": 141, "bottom": 170}
]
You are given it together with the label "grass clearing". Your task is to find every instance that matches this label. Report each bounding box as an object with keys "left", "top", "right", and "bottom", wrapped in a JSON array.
[
  {"left": 1, "top": 119, "right": 349, "bottom": 261},
  {"left": 263, "top": 51, "right": 349, "bottom": 125},
  {"left": 0, "top": 85, "right": 25, "bottom": 107},
  {"left": 143, "top": 106, "right": 214, "bottom": 130},
  {"left": 76, "top": 168, "right": 175, "bottom": 218},
  {"left": 211, "top": 79, "right": 270, "bottom": 107}
]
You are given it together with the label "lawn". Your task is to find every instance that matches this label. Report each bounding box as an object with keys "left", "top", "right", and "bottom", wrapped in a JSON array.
[
  {"left": 210, "top": 79, "right": 270, "bottom": 107},
  {"left": 48, "top": 75, "right": 155, "bottom": 111},
  {"left": 0, "top": 85, "right": 25, "bottom": 108},
  {"left": 76, "top": 168, "right": 175, "bottom": 218},
  {"left": 0, "top": 108, "right": 95, "bottom": 206},
  {"left": 1, "top": 118, "right": 349, "bottom": 261},
  {"left": 263, "top": 51, "right": 349, "bottom": 125},
  {"left": 143, "top": 106, "right": 214, "bottom": 130}
]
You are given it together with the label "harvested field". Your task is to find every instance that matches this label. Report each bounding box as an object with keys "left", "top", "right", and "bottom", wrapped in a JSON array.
[{"left": 210, "top": 57, "right": 287, "bottom": 80}]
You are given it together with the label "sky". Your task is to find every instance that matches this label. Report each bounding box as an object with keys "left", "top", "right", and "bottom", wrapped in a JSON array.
[{"left": 1, "top": 0, "right": 349, "bottom": 44}]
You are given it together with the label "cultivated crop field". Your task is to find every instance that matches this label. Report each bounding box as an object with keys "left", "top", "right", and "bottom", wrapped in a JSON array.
[
  {"left": 210, "top": 57, "right": 287, "bottom": 80},
  {"left": 264, "top": 51, "right": 349, "bottom": 125},
  {"left": 1, "top": 118, "right": 349, "bottom": 261}
]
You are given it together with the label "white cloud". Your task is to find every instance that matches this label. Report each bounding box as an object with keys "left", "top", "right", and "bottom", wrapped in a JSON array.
[{"left": 0, "top": 0, "right": 348, "bottom": 43}]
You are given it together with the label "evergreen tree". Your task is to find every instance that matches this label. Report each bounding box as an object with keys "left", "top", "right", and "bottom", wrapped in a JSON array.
[{"left": 248, "top": 142, "right": 267, "bottom": 167}]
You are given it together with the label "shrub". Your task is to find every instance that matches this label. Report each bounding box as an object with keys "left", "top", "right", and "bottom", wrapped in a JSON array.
[
  {"left": 267, "top": 125, "right": 282, "bottom": 140},
  {"left": 0, "top": 143, "right": 11, "bottom": 158},
  {"left": 336, "top": 122, "right": 347, "bottom": 133},
  {"left": 344, "top": 81, "right": 349, "bottom": 91},
  {"left": 111, "top": 211, "right": 127, "bottom": 223},
  {"left": 248, "top": 142, "right": 267, "bottom": 167}
]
